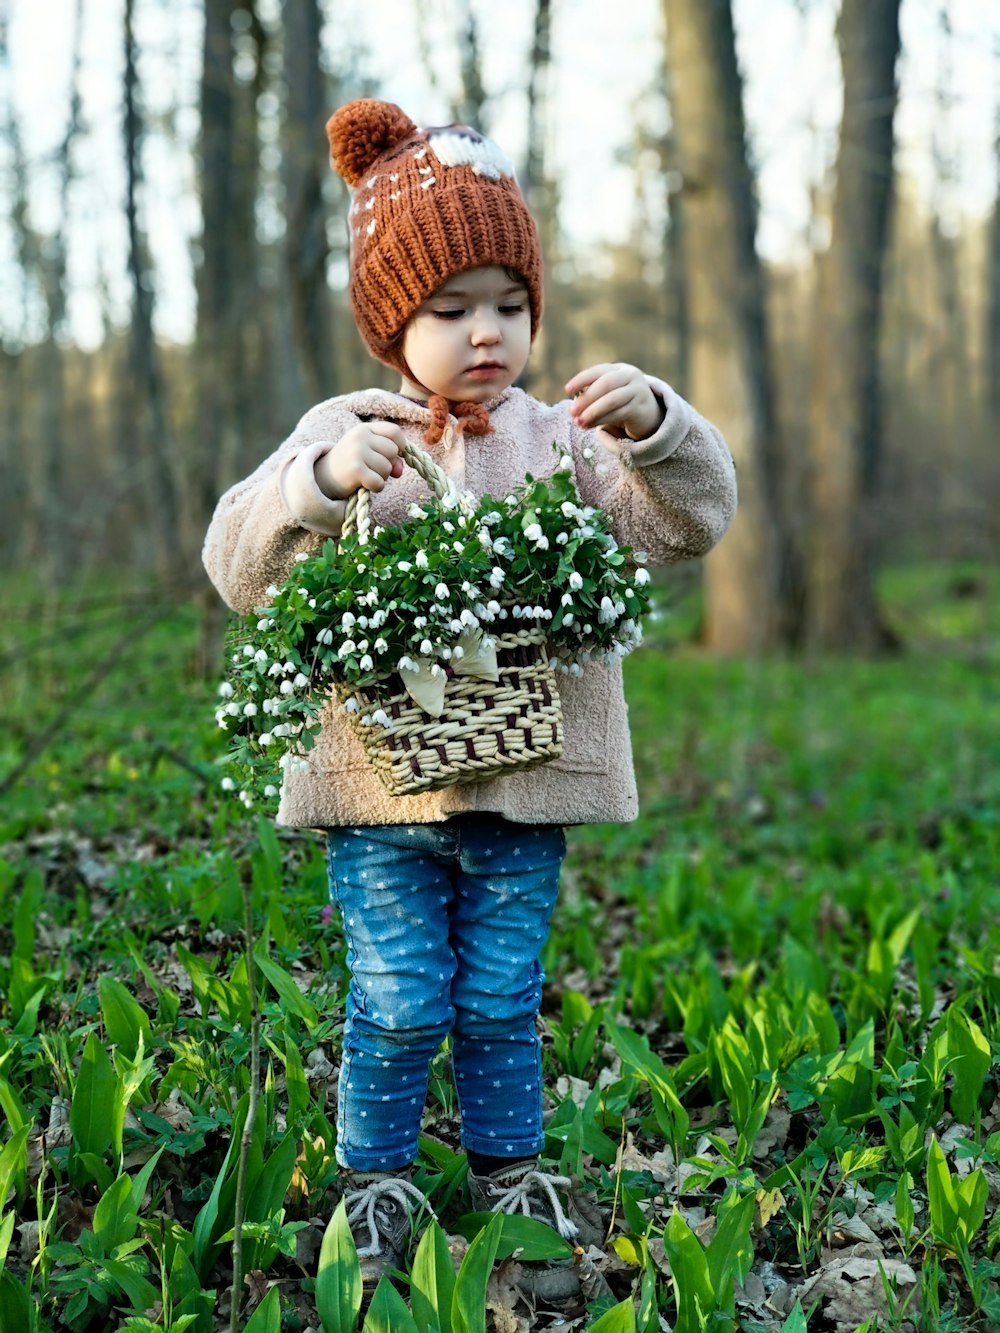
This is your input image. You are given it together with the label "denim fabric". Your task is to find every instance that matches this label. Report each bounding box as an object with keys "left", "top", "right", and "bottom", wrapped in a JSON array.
[{"left": 326, "top": 815, "right": 566, "bottom": 1171}]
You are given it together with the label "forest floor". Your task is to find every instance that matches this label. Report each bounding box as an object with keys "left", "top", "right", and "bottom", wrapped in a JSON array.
[{"left": 0, "top": 561, "right": 998, "bottom": 1332}]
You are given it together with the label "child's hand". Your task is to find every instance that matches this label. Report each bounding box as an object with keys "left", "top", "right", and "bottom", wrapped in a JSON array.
[
  {"left": 565, "top": 364, "right": 664, "bottom": 441},
  {"left": 315, "top": 423, "right": 406, "bottom": 499}
]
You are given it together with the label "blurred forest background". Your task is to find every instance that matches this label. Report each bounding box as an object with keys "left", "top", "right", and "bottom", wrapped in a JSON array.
[{"left": 1, "top": 0, "right": 997, "bottom": 657}]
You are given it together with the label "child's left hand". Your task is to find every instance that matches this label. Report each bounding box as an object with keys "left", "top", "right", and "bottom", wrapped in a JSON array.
[{"left": 566, "top": 363, "right": 665, "bottom": 441}]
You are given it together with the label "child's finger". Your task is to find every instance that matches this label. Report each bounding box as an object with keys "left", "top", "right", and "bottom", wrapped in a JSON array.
[{"left": 565, "top": 363, "right": 613, "bottom": 398}]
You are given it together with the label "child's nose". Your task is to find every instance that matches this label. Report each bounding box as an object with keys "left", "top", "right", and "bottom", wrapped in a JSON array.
[{"left": 471, "top": 309, "right": 502, "bottom": 343}]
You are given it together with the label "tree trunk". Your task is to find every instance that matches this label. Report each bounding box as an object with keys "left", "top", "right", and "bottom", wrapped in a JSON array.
[
  {"left": 987, "top": 105, "right": 1000, "bottom": 431},
  {"left": 454, "top": 0, "right": 488, "bottom": 129},
  {"left": 662, "top": 0, "right": 797, "bottom": 652},
  {"left": 123, "top": 0, "right": 182, "bottom": 582},
  {"left": 281, "top": 0, "right": 333, "bottom": 411},
  {"left": 806, "top": 0, "right": 902, "bottom": 650}
]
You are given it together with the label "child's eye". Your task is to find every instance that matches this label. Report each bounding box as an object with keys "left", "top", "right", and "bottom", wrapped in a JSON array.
[
  {"left": 499, "top": 303, "right": 525, "bottom": 315},
  {"left": 432, "top": 308, "right": 465, "bottom": 321}
]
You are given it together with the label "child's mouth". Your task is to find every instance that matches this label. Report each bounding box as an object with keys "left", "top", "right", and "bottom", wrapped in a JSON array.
[{"left": 466, "top": 362, "right": 504, "bottom": 379}]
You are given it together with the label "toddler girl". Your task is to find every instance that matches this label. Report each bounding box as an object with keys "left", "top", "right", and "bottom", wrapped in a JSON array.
[{"left": 203, "top": 98, "right": 737, "bottom": 1295}]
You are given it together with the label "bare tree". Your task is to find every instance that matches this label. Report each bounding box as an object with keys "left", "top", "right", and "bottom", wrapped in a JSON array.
[
  {"left": 454, "top": 0, "right": 488, "bottom": 129},
  {"left": 123, "top": 0, "right": 182, "bottom": 579},
  {"left": 662, "top": 0, "right": 797, "bottom": 651},
  {"left": 281, "top": 0, "right": 333, "bottom": 410},
  {"left": 988, "top": 100, "right": 1000, "bottom": 432},
  {"left": 806, "top": 0, "right": 902, "bottom": 649}
]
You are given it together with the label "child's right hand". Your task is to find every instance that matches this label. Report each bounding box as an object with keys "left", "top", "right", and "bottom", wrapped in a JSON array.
[{"left": 314, "top": 423, "right": 406, "bottom": 499}]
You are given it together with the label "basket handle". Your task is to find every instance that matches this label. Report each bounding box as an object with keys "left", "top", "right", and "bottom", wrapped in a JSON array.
[{"left": 342, "top": 438, "right": 459, "bottom": 542}]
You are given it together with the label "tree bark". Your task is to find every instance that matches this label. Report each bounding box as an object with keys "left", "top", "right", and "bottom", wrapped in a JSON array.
[
  {"left": 806, "top": 0, "right": 902, "bottom": 650},
  {"left": 281, "top": 0, "right": 333, "bottom": 411},
  {"left": 662, "top": 0, "right": 797, "bottom": 651},
  {"left": 123, "top": 0, "right": 182, "bottom": 581}
]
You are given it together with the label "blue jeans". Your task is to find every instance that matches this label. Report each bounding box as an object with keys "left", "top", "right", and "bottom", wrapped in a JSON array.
[{"left": 326, "top": 815, "right": 566, "bottom": 1171}]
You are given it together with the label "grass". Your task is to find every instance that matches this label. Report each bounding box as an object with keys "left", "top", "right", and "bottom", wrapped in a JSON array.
[{"left": 0, "top": 562, "right": 997, "bottom": 1331}]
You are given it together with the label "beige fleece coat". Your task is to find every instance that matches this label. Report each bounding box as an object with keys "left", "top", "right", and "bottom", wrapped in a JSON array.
[{"left": 202, "top": 378, "right": 736, "bottom": 828}]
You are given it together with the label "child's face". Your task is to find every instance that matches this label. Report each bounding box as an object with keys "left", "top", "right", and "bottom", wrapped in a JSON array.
[{"left": 399, "top": 266, "right": 531, "bottom": 403}]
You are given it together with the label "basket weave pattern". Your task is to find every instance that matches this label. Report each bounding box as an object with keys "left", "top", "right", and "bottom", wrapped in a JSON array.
[{"left": 335, "top": 442, "right": 564, "bottom": 796}]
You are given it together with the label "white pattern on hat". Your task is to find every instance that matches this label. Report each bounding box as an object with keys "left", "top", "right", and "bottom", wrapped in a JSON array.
[{"left": 428, "top": 131, "right": 515, "bottom": 181}]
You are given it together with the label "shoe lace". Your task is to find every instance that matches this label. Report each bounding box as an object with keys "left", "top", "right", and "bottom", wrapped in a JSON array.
[
  {"left": 486, "top": 1169, "right": 579, "bottom": 1241},
  {"left": 344, "top": 1177, "right": 435, "bottom": 1258}
]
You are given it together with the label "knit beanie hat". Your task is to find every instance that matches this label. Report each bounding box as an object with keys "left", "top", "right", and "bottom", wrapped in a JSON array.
[{"left": 326, "top": 99, "right": 543, "bottom": 381}]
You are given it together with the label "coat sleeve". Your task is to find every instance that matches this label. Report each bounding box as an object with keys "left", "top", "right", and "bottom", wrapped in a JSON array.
[
  {"left": 201, "top": 401, "right": 356, "bottom": 614},
  {"left": 568, "top": 376, "right": 737, "bottom": 564}
]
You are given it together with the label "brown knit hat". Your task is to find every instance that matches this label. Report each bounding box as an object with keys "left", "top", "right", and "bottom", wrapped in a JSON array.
[{"left": 326, "top": 99, "right": 543, "bottom": 377}]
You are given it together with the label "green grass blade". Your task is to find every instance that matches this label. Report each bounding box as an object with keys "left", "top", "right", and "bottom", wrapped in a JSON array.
[
  {"left": 68, "top": 1033, "right": 116, "bottom": 1159},
  {"left": 411, "top": 1218, "right": 456, "bottom": 1333},
  {"left": 451, "top": 1212, "right": 503, "bottom": 1333},
  {"left": 362, "top": 1276, "right": 420, "bottom": 1332},
  {"left": 243, "top": 1285, "right": 281, "bottom": 1332}
]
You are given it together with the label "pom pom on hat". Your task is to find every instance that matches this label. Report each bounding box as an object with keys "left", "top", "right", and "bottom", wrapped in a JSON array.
[{"left": 327, "top": 99, "right": 417, "bottom": 187}]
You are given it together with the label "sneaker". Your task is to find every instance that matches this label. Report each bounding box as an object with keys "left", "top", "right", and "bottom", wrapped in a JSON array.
[
  {"left": 466, "top": 1160, "right": 606, "bottom": 1301},
  {"left": 337, "top": 1168, "right": 435, "bottom": 1290}
]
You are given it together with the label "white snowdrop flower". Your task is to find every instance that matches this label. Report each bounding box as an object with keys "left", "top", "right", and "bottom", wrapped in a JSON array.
[
  {"left": 557, "top": 453, "right": 573, "bottom": 472},
  {"left": 266, "top": 585, "right": 279, "bottom": 597},
  {"left": 407, "top": 502, "right": 424, "bottom": 518},
  {"left": 461, "top": 581, "right": 474, "bottom": 594},
  {"left": 430, "top": 664, "right": 445, "bottom": 678},
  {"left": 242, "top": 644, "right": 255, "bottom": 658},
  {"left": 221, "top": 777, "right": 235, "bottom": 791},
  {"left": 478, "top": 528, "right": 493, "bottom": 549},
  {"left": 293, "top": 673, "right": 309, "bottom": 688},
  {"left": 361, "top": 714, "right": 372, "bottom": 726},
  {"left": 571, "top": 663, "right": 584, "bottom": 677},
  {"left": 364, "top": 590, "right": 379, "bottom": 606},
  {"left": 264, "top": 785, "right": 278, "bottom": 798},
  {"left": 240, "top": 791, "right": 253, "bottom": 808},
  {"left": 487, "top": 600, "right": 501, "bottom": 615},
  {"left": 297, "top": 588, "right": 308, "bottom": 598},
  {"left": 453, "top": 645, "right": 464, "bottom": 660},
  {"left": 599, "top": 596, "right": 616, "bottom": 624},
  {"left": 511, "top": 605, "right": 523, "bottom": 619},
  {"left": 569, "top": 571, "right": 584, "bottom": 590},
  {"left": 582, "top": 446, "right": 595, "bottom": 461},
  {"left": 243, "top": 702, "right": 258, "bottom": 717},
  {"left": 374, "top": 638, "right": 388, "bottom": 653},
  {"left": 344, "top": 697, "right": 360, "bottom": 712},
  {"left": 615, "top": 599, "right": 626, "bottom": 616},
  {"left": 357, "top": 639, "right": 369, "bottom": 652},
  {"left": 441, "top": 647, "right": 452, "bottom": 660},
  {"left": 563, "top": 613, "right": 574, "bottom": 626},
  {"left": 492, "top": 536, "right": 510, "bottom": 556},
  {"left": 584, "top": 623, "right": 593, "bottom": 634},
  {"left": 338, "top": 640, "right": 357, "bottom": 658},
  {"left": 534, "top": 535, "right": 549, "bottom": 550},
  {"left": 460, "top": 609, "right": 478, "bottom": 628},
  {"left": 443, "top": 521, "right": 455, "bottom": 534},
  {"left": 414, "top": 616, "right": 427, "bottom": 629},
  {"left": 371, "top": 709, "right": 390, "bottom": 727},
  {"left": 489, "top": 567, "right": 505, "bottom": 589},
  {"left": 450, "top": 619, "right": 464, "bottom": 634},
  {"left": 556, "top": 532, "right": 569, "bottom": 544},
  {"left": 634, "top": 567, "right": 651, "bottom": 585},
  {"left": 253, "top": 649, "right": 268, "bottom": 665},
  {"left": 280, "top": 679, "right": 295, "bottom": 694},
  {"left": 257, "top": 618, "right": 270, "bottom": 631},
  {"left": 434, "top": 583, "right": 449, "bottom": 599},
  {"left": 550, "top": 657, "right": 561, "bottom": 670},
  {"left": 231, "top": 652, "right": 241, "bottom": 665},
  {"left": 420, "top": 639, "right": 433, "bottom": 655},
  {"left": 259, "top": 731, "right": 273, "bottom": 745},
  {"left": 225, "top": 702, "right": 240, "bottom": 716},
  {"left": 341, "top": 611, "right": 356, "bottom": 629},
  {"left": 215, "top": 710, "right": 227, "bottom": 727},
  {"left": 561, "top": 593, "right": 574, "bottom": 607},
  {"left": 359, "top": 654, "right": 374, "bottom": 671},
  {"left": 317, "top": 627, "right": 334, "bottom": 645},
  {"left": 504, "top": 494, "right": 517, "bottom": 507},
  {"left": 524, "top": 522, "right": 543, "bottom": 542},
  {"left": 278, "top": 753, "right": 291, "bottom": 768},
  {"left": 308, "top": 599, "right": 317, "bottom": 609},
  {"left": 398, "top": 656, "right": 417, "bottom": 673},
  {"left": 218, "top": 681, "right": 234, "bottom": 698},
  {"left": 452, "top": 541, "right": 464, "bottom": 554},
  {"left": 294, "top": 552, "right": 309, "bottom": 562},
  {"left": 561, "top": 502, "right": 578, "bottom": 520},
  {"left": 397, "top": 560, "right": 412, "bottom": 572},
  {"left": 415, "top": 549, "right": 429, "bottom": 569}
]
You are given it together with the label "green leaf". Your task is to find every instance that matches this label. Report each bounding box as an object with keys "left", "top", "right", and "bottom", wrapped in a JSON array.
[
  {"left": 706, "top": 1189, "right": 756, "bottom": 1297},
  {"left": 662, "top": 1209, "right": 716, "bottom": 1333},
  {"left": 93, "top": 1173, "right": 138, "bottom": 1252},
  {"left": 450, "top": 1212, "right": 573, "bottom": 1262},
  {"left": 362, "top": 1276, "right": 420, "bottom": 1333},
  {"left": 243, "top": 1285, "right": 281, "bottom": 1332},
  {"left": 315, "top": 1198, "right": 362, "bottom": 1333},
  {"left": 0, "top": 1126, "right": 29, "bottom": 1214},
  {"left": 411, "top": 1219, "right": 455, "bottom": 1333},
  {"left": 254, "top": 951, "right": 319, "bottom": 1029},
  {"left": 99, "top": 975, "right": 152, "bottom": 1061},
  {"left": 945, "top": 1007, "right": 991, "bottom": 1123},
  {"left": 101, "top": 1256, "right": 159, "bottom": 1312},
  {"left": 926, "top": 1137, "right": 959, "bottom": 1244},
  {"left": 0, "top": 1212, "right": 15, "bottom": 1274},
  {"left": 0, "top": 1269, "right": 30, "bottom": 1329},
  {"left": 778, "top": 1303, "right": 809, "bottom": 1333},
  {"left": 587, "top": 1300, "right": 637, "bottom": 1332},
  {"left": 451, "top": 1212, "right": 503, "bottom": 1333},
  {"left": 69, "top": 1033, "right": 117, "bottom": 1159}
]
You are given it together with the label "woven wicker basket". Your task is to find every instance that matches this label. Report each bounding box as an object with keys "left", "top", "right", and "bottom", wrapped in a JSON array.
[{"left": 333, "top": 442, "right": 564, "bottom": 796}]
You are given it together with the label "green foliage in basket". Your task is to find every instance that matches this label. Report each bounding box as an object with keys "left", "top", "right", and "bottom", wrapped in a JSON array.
[{"left": 215, "top": 450, "right": 652, "bottom": 806}]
